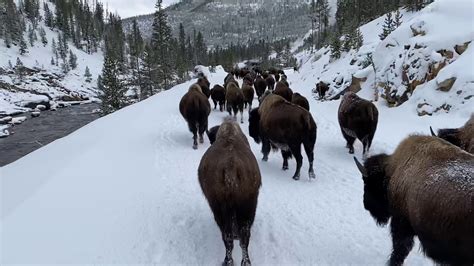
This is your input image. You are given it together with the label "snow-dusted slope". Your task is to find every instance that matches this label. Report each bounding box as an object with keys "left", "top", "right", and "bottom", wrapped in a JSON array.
[
  {"left": 293, "top": 0, "right": 473, "bottom": 116},
  {"left": 1, "top": 65, "right": 470, "bottom": 264}
]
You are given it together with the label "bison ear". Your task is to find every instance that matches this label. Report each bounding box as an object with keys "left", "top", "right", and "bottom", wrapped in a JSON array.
[
  {"left": 430, "top": 126, "right": 437, "bottom": 137},
  {"left": 354, "top": 157, "right": 368, "bottom": 178}
]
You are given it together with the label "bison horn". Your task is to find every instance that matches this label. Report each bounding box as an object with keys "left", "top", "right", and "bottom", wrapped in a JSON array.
[
  {"left": 430, "top": 126, "right": 437, "bottom": 137},
  {"left": 353, "top": 157, "right": 368, "bottom": 177}
]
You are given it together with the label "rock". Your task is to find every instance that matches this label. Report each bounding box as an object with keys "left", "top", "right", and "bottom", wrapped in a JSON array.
[
  {"left": 348, "top": 75, "right": 367, "bottom": 93},
  {"left": 426, "top": 61, "right": 447, "bottom": 81},
  {"left": 437, "top": 77, "right": 456, "bottom": 92},
  {"left": 11, "top": 116, "right": 27, "bottom": 125},
  {"left": 31, "top": 111, "right": 41, "bottom": 118},
  {"left": 437, "top": 49, "right": 454, "bottom": 59},
  {"left": 24, "top": 100, "right": 51, "bottom": 110},
  {"left": 410, "top": 21, "right": 426, "bottom": 36},
  {"left": 36, "top": 104, "right": 47, "bottom": 111},
  {"left": 0, "top": 116, "right": 13, "bottom": 124},
  {"left": 454, "top": 41, "right": 471, "bottom": 55}
]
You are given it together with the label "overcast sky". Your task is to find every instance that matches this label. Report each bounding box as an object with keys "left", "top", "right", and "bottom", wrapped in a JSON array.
[{"left": 105, "top": 0, "right": 179, "bottom": 19}]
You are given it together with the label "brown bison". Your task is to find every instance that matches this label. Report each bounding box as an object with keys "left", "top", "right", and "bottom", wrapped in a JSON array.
[
  {"left": 316, "top": 81, "right": 329, "bottom": 100},
  {"left": 197, "top": 77, "right": 211, "bottom": 99},
  {"left": 354, "top": 135, "right": 474, "bottom": 266},
  {"left": 249, "top": 93, "right": 317, "bottom": 180},
  {"left": 198, "top": 118, "right": 262, "bottom": 266},
  {"left": 226, "top": 82, "right": 245, "bottom": 123},
  {"left": 179, "top": 84, "right": 211, "bottom": 149},
  {"left": 242, "top": 83, "right": 255, "bottom": 112},
  {"left": 243, "top": 73, "right": 254, "bottom": 86},
  {"left": 292, "top": 92, "right": 310, "bottom": 111},
  {"left": 338, "top": 92, "right": 378, "bottom": 155},
  {"left": 265, "top": 75, "right": 275, "bottom": 91},
  {"left": 430, "top": 114, "right": 474, "bottom": 154},
  {"left": 210, "top": 85, "right": 226, "bottom": 112},
  {"left": 274, "top": 81, "right": 293, "bottom": 102},
  {"left": 254, "top": 75, "right": 267, "bottom": 99}
]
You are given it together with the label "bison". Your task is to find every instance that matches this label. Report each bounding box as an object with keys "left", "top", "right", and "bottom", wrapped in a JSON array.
[
  {"left": 274, "top": 81, "right": 293, "bottom": 102},
  {"left": 316, "top": 81, "right": 329, "bottom": 100},
  {"left": 198, "top": 118, "right": 261, "bottom": 266},
  {"left": 338, "top": 91, "right": 378, "bottom": 155},
  {"left": 254, "top": 75, "right": 267, "bottom": 99},
  {"left": 292, "top": 92, "right": 310, "bottom": 111},
  {"left": 179, "top": 84, "right": 211, "bottom": 149},
  {"left": 197, "top": 77, "right": 211, "bottom": 99},
  {"left": 242, "top": 83, "right": 255, "bottom": 112},
  {"left": 210, "top": 85, "right": 226, "bottom": 112},
  {"left": 249, "top": 93, "right": 317, "bottom": 180},
  {"left": 226, "top": 82, "right": 245, "bottom": 123},
  {"left": 354, "top": 135, "right": 474, "bottom": 266},
  {"left": 265, "top": 75, "right": 275, "bottom": 91},
  {"left": 430, "top": 114, "right": 474, "bottom": 154}
]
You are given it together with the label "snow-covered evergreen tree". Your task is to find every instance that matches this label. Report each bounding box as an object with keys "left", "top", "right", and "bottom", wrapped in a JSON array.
[
  {"left": 330, "top": 35, "right": 341, "bottom": 59},
  {"left": 69, "top": 50, "right": 78, "bottom": 70},
  {"left": 84, "top": 66, "right": 92, "bottom": 82},
  {"left": 39, "top": 27, "right": 47, "bottom": 46},
  {"left": 379, "top": 12, "right": 395, "bottom": 40},
  {"left": 19, "top": 35, "right": 28, "bottom": 55},
  {"left": 98, "top": 53, "right": 128, "bottom": 115}
]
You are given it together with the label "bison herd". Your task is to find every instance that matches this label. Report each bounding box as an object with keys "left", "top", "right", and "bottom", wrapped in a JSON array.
[{"left": 178, "top": 67, "right": 473, "bottom": 266}]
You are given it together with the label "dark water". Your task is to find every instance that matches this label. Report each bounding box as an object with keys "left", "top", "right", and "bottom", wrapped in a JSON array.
[{"left": 0, "top": 103, "right": 100, "bottom": 166}]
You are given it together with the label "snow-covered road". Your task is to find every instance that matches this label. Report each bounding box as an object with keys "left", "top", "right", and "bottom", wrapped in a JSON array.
[{"left": 1, "top": 67, "right": 469, "bottom": 264}]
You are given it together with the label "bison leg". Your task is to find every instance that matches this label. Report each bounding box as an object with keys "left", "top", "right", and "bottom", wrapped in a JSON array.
[
  {"left": 261, "top": 139, "right": 271, "bottom": 161},
  {"left": 188, "top": 122, "right": 198, "bottom": 150},
  {"left": 341, "top": 130, "right": 356, "bottom": 154},
  {"left": 240, "top": 109, "right": 244, "bottom": 124},
  {"left": 227, "top": 104, "right": 232, "bottom": 116},
  {"left": 222, "top": 231, "right": 234, "bottom": 266},
  {"left": 213, "top": 100, "right": 218, "bottom": 110},
  {"left": 290, "top": 144, "right": 303, "bottom": 180},
  {"left": 389, "top": 216, "right": 414, "bottom": 266},
  {"left": 303, "top": 140, "right": 316, "bottom": 179},
  {"left": 236, "top": 199, "right": 257, "bottom": 266},
  {"left": 281, "top": 150, "right": 292, "bottom": 170}
]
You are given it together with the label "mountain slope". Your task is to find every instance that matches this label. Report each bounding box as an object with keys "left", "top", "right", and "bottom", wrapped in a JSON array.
[{"left": 124, "top": 0, "right": 336, "bottom": 48}]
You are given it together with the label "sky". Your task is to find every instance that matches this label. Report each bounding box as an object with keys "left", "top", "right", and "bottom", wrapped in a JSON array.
[{"left": 105, "top": 0, "right": 179, "bottom": 19}]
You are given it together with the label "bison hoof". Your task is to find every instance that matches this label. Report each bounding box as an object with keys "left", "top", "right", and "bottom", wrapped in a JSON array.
[
  {"left": 262, "top": 156, "right": 268, "bottom": 162},
  {"left": 222, "top": 258, "right": 234, "bottom": 266},
  {"left": 309, "top": 171, "right": 316, "bottom": 179},
  {"left": 282, "top": 165, "right": 289, "bottom": 170},
  {"left": 292, "top": 175, "right": 300, "bottom": 181},
  {"left": 199, "top": 137, "right": 204, "bottom": 144},
  {"left": 192, "top": 144, "right": 198, "bottom": 150},
  {"left": 241, "top": 258, "right": 251, "bottom": 266},
  {"left": 349, "top": 149, "right": 354, "bottom": 154}
]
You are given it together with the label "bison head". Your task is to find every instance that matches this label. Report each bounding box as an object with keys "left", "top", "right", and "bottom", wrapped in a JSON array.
[
  {"left": 248, "top": 108, "right": 261, "bottom": 144},
  {"left": 207, "top": 126, "right": 220, "bottom": 145},
  {"left": 354, "top": 155, "right": 391, "bottom": 226},
  {"left": 431, "top": 127, "right": 462, "bottom": 148}
]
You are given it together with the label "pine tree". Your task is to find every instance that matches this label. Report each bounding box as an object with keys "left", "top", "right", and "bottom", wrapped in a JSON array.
[
  {"left": 139, "top": 45, "right": 155, "bottom": 99},
  {"left": 44, "top": 2, "right": 53, "bottom": 28},
  {"left": 19, "top": 35, "right": 28, "bottom": 55},
  {"left": 15, "top": 57, "right": 24, "bottom": 80},
  {"left": 394, "top": 9, "right": 403, "bottom": 27},
  {"left": 330, "top": 34, "right": 341, "bottom": 59},
  {"left": 51, "top": 57, "right": 55, "bottom": 66},
  {"left": 84, "top": 66, "right": 92, "bottom": 82},
  {"left": 151, "top": 0, "right": 175, "bottom": 91},
  {"left": 52, "top": 38, "right": 59, "bottom": 63},
  {"left": 177, "top": 23, "right": 187, "bottom": 79},
  {"left": 28, "top": 25, "right": 37, "bottom": 46},
  {"left": 98, "top": 52, "right": 128, "bottom": 114},
  {"left": 379, "top": 12, "right": 395, "bottom": 40},
  {"left": 342, "top": 33, "right": 352, "bottom": 52},
  {"left": 39, "top": 27, "right": 47, "bottom": 46},
  {"left": 8, "top": 60, "right": 13, "bottom": 69},
  {"left": 69, "top": 50, "right": 78, "bottom": 70},
  {"left": 352, "top": 27, "right": 364, "bottom": 49}
]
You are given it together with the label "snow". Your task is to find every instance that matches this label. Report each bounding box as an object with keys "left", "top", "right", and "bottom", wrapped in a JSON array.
[
  {"left": 3, "top": 63, "right": 470, "bottom": 264},
  {"left": 0, "top": 125, "right": 9, "bottom": 138},
  {"left": 10, "top": 116, "right": 26, "bottom": 125}
]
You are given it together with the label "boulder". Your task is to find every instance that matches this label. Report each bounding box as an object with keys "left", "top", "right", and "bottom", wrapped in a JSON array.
[
  {"left": 454, "top": 41, "right": 471, "bottom": 55},
  {"left": 31, "top": 111, "right": 41, "bottom": 118},
  {"left": 437, "top": 77, "right": 456, "bottom": 92},
  {"left": 0, "top": 116, "right": 13, "bottom": 124}
]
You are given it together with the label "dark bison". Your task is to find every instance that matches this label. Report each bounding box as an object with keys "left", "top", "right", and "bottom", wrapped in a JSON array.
[
  {"left": 338, "top": 91, "right": 378, "bottom": 155},
  {"left": 179, "top": 84, "right": 211, "bottom": 149},
  {"left": 243, "top": 73, "right": 254, "bottom": 86},
  {"left": 265, "top": 75, "right": 275, "bottom": 91},
  {"left": 292, "top": 92, "right": 310, "bottom": 111},
  {"left": 249, "top": 93, "right": 317, "bottom": 180},
  {"left": 242, "top": 83, "right": 255, "bottom": 112},
  {"left": 274, "top": 81, "right": 293, "bottom": 102},
  {"left": 354, "top": 135, "right": 474, "bottom": 266},
  {"left": 197, "top": 77, "right": 211, "bottom": 99},
  {"left": 430, "top": 114, "right": 473, "bottom": 154},
  {"left": 226, "top": 82, "right": 244, "bottom": 123},
  {"left": 254, "top": 75, "right": 267, "bottom": 99},
  {"left": 198, "top": 118, "right": 261, "bottom": 266},
  {"left": 316, "top": 81, "right": 329, "bottom": 100},
  {"left": 210, "top": 85, "right": 226, "bottom": 112}
]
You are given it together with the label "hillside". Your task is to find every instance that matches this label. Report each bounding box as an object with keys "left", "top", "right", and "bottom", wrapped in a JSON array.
[{"left": 123, "top": 0, "right": 337, "bottom": 48}]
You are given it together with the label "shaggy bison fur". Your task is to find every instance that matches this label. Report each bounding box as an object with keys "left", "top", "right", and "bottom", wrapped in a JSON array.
[
  {"left": 431, "top": 114, "right": 474, "bottom": 154},
  {"left": 274, "top": 81, "right": 293, "bottom": 102},
  {"left": 292, "top": 92, "right": 310, "bottom": 111},
  {"left": 179, "top": 84, "right": 211, "bottom": 149},
  {"left": 210, "top": 85, "right": 226, "bottom": 112},
  {"left": 197, "top": 77, "right": 211, "bottom": 99},
  {"left": 198, "top": 119, "right": 261, "bottom": 266},
  {"left": 316, "top": 81, "right": 329, "bottom": 100},
  {"left": 254, "top": 75, "right": 267, "bottom": 99},
  {"left": 338, "top": 92, "right": 378, "bottom": 155},
  {"left": 354, "top": 135, "right": 474, "bottom": 266},
  {"left": 265, "top": 75, "right": 275, "bottom": 91},
  {"left": 242, "top": 83, "right": 255, "bottom": 112},
  {"left": 249, "top": 93, "right": 317, "bottom": 180},
  {"left": 226, "top": 82, "right": 245, "bottom": 123}
]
